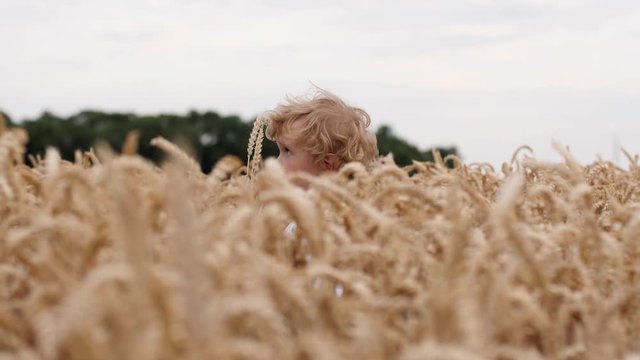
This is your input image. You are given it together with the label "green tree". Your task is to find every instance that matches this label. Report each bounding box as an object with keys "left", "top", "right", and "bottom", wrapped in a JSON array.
[
  {"left": 16, "top": 110, "right": 457, "bottom": 171},
  {"left": 376, "top": 125, "right": 457, "bottom": 167}
]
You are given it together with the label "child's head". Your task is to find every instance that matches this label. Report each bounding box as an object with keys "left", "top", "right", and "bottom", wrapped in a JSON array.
[{"left": 263, "top": 89, "right": 378, "bottom": 175}]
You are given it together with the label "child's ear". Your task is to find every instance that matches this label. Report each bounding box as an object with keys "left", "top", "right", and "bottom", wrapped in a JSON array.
[{"left": 322, "top": 153, "right": 341, "bottom": 171}]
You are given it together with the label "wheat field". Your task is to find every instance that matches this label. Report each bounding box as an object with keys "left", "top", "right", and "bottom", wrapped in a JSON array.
[{"left": 1, "top": 118, "right": 640, "bottom": 360}]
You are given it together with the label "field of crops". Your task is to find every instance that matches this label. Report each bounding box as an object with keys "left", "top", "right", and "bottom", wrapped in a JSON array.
[{"left": 1, "top": 119, "right": 640, "bottom": 360}]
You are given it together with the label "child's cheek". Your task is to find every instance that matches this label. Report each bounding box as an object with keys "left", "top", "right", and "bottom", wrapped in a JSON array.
[{"left": 277, "top": 156, "right": 289, "bottom": 171}]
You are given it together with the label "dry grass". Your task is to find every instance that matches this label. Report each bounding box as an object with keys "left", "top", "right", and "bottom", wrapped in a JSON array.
[{"left": 1, "top": 119, "right": 640, "bottom": 360}]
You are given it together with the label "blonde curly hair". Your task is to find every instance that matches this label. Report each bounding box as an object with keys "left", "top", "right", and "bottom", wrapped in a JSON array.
[{"left": 263, "top": 89, "right": 378, "bottom": 168}]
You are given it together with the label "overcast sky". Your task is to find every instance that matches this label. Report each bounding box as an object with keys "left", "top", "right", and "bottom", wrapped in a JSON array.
[{"left": 1, "top": 0, "right": 639, "bottom": 167}]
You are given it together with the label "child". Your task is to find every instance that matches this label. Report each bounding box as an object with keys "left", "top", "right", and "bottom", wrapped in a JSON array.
[
  {"left": 258, "top": 90, "right": 376, "bottom": 294},
  {"left": 262, "top": 88, "right": 378, "bottom": 176}
]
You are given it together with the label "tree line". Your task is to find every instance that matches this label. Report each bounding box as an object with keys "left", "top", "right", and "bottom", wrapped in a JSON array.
[{"left": 0, "top": 110, "right": 458, "bottom": 172}]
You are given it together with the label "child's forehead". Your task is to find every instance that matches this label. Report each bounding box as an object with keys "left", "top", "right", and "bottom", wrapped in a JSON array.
[
  {"left": 277, "top": 132, "right": 301, "bottom": 146},
  {"left": 277, "top": 122, "right": 304, "bottom": 144}
]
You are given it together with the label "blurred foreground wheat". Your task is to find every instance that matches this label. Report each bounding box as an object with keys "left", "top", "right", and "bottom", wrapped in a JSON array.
[{"left": 1, "top": 119, "right": 640, "bottom": 360}]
